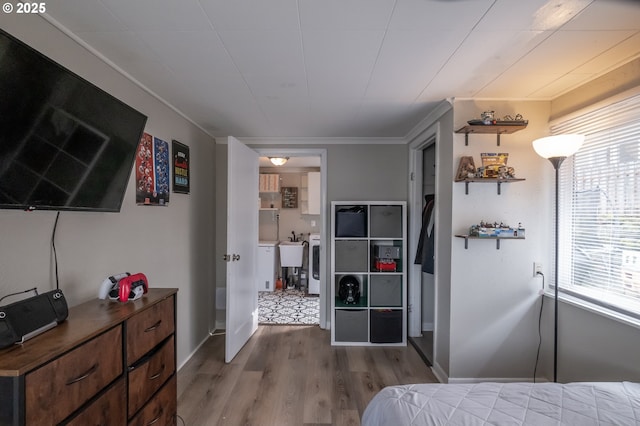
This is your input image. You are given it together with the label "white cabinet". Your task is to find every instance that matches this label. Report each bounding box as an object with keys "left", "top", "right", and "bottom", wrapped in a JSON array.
[
  {"left": 257, "top": 243, "right": 278, "bottom": 291},
  {"left": 331, "top": 201, "right": 407, "bottom": 346},
  {"left": 259, "top": 174, "right": 280, "bottom": 192},
  {"left": 300, "top": 171, "right": 320, "bottom": 215}
]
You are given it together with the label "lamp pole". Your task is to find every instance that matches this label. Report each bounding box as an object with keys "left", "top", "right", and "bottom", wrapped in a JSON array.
[
  {"left": 532, "top": 134, "right": 584, "bottom": 383},
  {"left": 549, "top": 157, "right": 564, "bottom": 383}
]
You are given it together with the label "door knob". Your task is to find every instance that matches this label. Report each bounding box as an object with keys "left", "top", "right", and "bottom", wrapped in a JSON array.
[
  {"left": 222, "top": 254, "right": 231, "bottom": 262},
  {"left": 232, "top": 254, "right": 241, "bottom": 261}
]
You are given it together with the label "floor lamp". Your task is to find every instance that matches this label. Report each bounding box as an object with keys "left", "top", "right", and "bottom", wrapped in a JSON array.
[{"left": 532, "top": 134, "right": 584, "bottom": 383}]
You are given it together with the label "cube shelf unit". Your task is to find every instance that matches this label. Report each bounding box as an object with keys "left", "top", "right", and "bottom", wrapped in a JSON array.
[{"left": 331, "top": 201, "right": 407, "bottom": 346}]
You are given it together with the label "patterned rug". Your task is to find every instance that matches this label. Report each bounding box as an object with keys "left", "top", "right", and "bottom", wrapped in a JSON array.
[{"left": 258, "top": 289, "right": 319, "bottom": 325}]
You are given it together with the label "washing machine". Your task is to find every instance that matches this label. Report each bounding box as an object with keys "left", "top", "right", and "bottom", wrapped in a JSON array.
[{"left": 308, "top": 233, "right": 320, "bottom": 294}]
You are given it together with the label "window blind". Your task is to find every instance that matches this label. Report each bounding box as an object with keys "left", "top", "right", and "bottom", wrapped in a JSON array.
[{"left": 552, "top": 94, "right": 640, "bottom": 316}]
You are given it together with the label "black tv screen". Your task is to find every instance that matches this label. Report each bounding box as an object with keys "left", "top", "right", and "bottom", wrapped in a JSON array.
[{"left": 0, "top": 28, "right": 147, "bottom": 212}]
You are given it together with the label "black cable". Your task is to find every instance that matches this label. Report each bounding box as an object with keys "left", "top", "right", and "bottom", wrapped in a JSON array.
[
  {"left": 533, "top": 272, "right": 545, "bottom": 383},
  {"left": 177, "top": 414, "right": 186, "bottom": 425},
  {"left": 52, "top": 211, "right": 60, "bottom": 290}
]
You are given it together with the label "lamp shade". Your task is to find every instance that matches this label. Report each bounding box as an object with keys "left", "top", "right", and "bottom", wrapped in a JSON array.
[
  {"left": 532, "top": 134, "right": 584, "bottom": 159},
  {"left": 269, "top": 157, "right": 289, "bottom": 166}
]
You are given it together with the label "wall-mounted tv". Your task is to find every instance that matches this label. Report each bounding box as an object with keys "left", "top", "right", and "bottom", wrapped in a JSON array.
[{"left": 0, "top": 28, "right": 147, "bottom": 212}]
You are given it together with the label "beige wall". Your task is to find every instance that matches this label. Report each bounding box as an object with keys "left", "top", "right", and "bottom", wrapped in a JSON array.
[{"left": 0, "top": 15, "right": 216, "bottom": 368}]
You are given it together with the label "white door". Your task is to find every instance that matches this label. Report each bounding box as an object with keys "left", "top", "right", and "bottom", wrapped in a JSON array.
[{"left": 225, "top": 136, "right": 259, "bottom": 363}]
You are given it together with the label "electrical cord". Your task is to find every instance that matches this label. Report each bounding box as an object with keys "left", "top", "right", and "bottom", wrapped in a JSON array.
[
  {"left": 1, "top": 212, "right": 61, "bottom": 304},
  {"left": 52, "top": 211, "right": 60, "bottom": 290},
  {"left": 533, "top": 272, "right": 545, "bottom": 383}
]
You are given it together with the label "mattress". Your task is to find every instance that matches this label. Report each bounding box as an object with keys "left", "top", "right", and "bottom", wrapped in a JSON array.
[{"left": 362, "top": 381, "right": 640, "bottom": 425}]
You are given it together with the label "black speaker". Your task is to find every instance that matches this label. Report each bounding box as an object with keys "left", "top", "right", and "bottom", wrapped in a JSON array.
[
  {"left": 0, "top": 319, "right": 18, "bottom": 349},
  {"left": 48, "top": 290, "right": 68, "bottom": 321},
  {"left": 0, "top": 290, "right": 68, "bottom": 349}
]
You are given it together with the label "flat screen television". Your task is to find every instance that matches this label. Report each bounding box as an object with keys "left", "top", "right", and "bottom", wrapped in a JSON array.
[{"left": 0, "top": 28, "right": 148, "bottom": 212}]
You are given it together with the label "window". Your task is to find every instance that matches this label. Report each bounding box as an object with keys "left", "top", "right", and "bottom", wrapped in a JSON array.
[{"left": 552, "top": 94, "right": 640, "bottom": 316}]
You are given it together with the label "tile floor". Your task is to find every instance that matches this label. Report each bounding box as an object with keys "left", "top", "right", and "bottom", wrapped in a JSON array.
[{"left": 258, "top": 289, "right": 319, "bottom": 325}]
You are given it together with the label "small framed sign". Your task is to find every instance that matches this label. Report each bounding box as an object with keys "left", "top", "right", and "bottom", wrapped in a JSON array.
[
  {"left": 172, "top": 140, "right": 190, "bottom": 194},
  {"left": 281, "top": 187, "right": 298, "bottom": 208}
]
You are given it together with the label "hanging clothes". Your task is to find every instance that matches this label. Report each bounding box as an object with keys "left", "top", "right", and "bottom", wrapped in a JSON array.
[{"left": 414, "top": 194, "right": 435, "bottom": 273}]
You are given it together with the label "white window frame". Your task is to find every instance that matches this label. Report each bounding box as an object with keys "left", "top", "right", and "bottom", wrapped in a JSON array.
[{"left": 552, "top": 93, "right": 640, "bottom": 320}]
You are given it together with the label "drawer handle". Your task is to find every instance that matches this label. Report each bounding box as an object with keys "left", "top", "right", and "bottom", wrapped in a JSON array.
[
  {"left": 144, "top": 320, "right": 162, "bottom": 332},
  {"left": 149, "top": 364, "right": 166, "bottom": 380},
  {"left": 66, "top": 363, "right": 98, "bottom": 385},
  {"left": 147, "top": 408, "right": 163, "bottom": 426}
]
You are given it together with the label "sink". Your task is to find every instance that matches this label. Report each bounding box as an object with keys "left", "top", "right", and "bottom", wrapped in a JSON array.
[{"left": 279, "top": 241, "right": 304, "bottom": 267}]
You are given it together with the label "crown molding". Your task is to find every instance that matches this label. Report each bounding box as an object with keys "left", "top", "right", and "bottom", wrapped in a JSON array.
[{"left": 237, "top": 136, "right": 406, "bottom": 145}]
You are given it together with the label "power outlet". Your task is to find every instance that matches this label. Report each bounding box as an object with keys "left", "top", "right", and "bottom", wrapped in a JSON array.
[{"left": 533, "top": 262, "right": 542, "bottom": 277}]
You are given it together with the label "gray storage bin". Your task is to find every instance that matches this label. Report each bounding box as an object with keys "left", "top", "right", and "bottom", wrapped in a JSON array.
[
  {"left": 370, "top": 205, "right": 402, "bottom": 238},
  {"left": 335, "top": 206, "right": 367, "bottom": 237},
  {"left": 335, "top": 309, "right": 368, "bottom": 342},
  {"left": 370, "top": 275, "right": 402, "bottom": 307},
  {"left": 335, "top": 240, "right": 368, "bottom": 272},
  {"left": 370, "top": 309, "right": 402, "bottom": 343}
]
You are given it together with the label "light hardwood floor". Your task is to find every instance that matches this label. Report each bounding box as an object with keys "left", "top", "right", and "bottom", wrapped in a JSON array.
[{"left": 177, "top": 325, "right": 438, "bottom": 425}]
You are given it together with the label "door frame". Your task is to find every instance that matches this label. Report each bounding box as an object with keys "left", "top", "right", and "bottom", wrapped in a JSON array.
[
  {"left": 408, "top": 127, "right": 438, "bottom": 337},
  {"left": 407, "top": 99, "right": 451, "bottom": 368},
  {"left": 254, "top": 147, "right": 328, "bottom": 329}
]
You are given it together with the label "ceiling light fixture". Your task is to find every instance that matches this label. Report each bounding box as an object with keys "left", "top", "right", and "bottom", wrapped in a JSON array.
[{"left": 269, "top": 157, "right": 289, "bottom": 166}]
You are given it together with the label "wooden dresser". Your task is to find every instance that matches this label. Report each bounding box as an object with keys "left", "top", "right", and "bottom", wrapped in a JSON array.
[{"left": 0, "top": 288, "right": 177, "bottom": 426}]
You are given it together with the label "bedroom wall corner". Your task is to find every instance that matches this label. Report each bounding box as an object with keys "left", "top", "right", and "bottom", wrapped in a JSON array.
[{"left": 448, "top": 99, "right": 553, "bottom": 381}]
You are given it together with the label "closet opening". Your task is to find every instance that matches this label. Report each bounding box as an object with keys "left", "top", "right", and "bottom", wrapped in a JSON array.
[{"left": 408, "top": 138, "right": 436, "bottom": 366}]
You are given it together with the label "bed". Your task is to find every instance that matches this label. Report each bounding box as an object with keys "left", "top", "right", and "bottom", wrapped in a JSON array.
[{"left": 362, "top": 381, "right": 640, "bottom": 425}]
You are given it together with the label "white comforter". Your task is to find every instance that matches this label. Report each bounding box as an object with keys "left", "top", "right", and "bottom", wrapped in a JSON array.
[{"left": 362, "top": 382, "right": 640, "bottom": 425}]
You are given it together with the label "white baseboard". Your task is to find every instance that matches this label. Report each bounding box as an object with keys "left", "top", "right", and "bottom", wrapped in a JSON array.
[
  {"left": 177, "top": 334, "right": 209, "bottom": 372},
  {"left": 431, "top": 362, "right": 448, "bottom": 383},
  {"left": 422, "top": 322, "right": 434, "bottom": 331}
]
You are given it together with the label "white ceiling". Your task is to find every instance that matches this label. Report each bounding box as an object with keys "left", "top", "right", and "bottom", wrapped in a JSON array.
[{"left": 43, "top": 0, "right": 640, "bottom": 139}]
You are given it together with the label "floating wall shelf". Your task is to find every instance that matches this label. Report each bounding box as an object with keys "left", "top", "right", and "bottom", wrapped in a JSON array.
[
  {"left": 455, "top": 234, "right": 525, "bottom": 250},
  {"left": 458, "top": 177, "right": 526, "bottom": 195},
  {"left": 455, "top": 124, "right": 528, "bottom": 146}
]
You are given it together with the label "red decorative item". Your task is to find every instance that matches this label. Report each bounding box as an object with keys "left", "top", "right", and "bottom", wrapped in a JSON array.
[
  {"left": 117, "top": 273, "right": 149, "bottom": 302},
  {"left": 375, "top": 258, "right": 397, "bottom": 272}
]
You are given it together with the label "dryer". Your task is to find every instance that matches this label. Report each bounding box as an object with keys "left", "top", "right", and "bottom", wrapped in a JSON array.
[{"left": 308, "top": 233, "right": 320, "bottom": 294}]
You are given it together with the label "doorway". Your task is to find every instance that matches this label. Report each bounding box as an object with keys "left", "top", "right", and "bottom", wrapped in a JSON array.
[
  {"left": 254, "top": 149, "right": 327, "bottom": 328},
  {"left": 408, "top": 141, "right": 436, "bottom": 365}
]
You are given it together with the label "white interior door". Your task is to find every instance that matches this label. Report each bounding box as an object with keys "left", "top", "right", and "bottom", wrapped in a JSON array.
[{"left": 225, "top": 136, "right": 259, "bottom": 363}]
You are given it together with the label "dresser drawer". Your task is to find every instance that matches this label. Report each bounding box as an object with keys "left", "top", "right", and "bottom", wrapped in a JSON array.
[
  {"left": 25, "top": 326, "right": 123, "bottom": 425},
  {"left": 126, "top": 296, "right": 174, "bottom": 364},
  {"left": 128, "top": 335, "right": 175, "bottom": 418},
  {"left": 128, "top": 375, "right": 176, "bottom": 426},
  {"left": 66, "top": 377, "right": 126, "bottom": 426}
]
